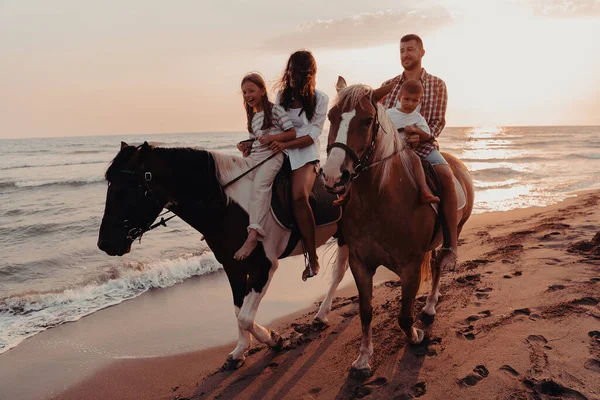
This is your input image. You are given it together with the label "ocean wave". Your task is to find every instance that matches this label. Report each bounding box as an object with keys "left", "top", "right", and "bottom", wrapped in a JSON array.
[
  {"left": 460, "top": 156, "right": 551, "bottom": 163},
  {"left": 0, "top": 160, "right": 106, "bottom": 171},
  {"left": 471, "top": 167, "right": 524, "bottom": 180},
  {"left": 567, "top": 153, "right": 600, "bottom": 160},
  {"left": 0, "top": 176, "right": 104, "bottom": 190},
  {"left": 0, "top": 252, "right": 223, "bottom": 354},
  {"left": 69, "top": 150, "right": 103, "bottom": 154}
]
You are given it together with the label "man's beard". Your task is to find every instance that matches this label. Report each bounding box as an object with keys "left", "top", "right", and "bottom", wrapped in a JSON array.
[{"left": 402, "top": 59, "right": 419, "bottom": 70}]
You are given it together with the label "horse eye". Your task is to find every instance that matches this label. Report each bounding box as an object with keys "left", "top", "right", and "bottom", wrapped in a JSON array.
[{"left": 364, "top": 118, "right": 374, "bottom": 126}]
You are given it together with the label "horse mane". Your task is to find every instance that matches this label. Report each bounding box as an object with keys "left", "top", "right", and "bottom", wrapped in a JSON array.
[
  {"left": 334, "top": 84, "right": 416, "bottom": 191},
  {"left": 210, "top": 151, "right": 250, "bottom": 204}
]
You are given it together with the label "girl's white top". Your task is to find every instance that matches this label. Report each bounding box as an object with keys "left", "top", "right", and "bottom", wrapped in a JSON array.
[
  {"left": 250, "top": 104, "right": 294, "bottom": 158},
  {"left": 276, "top": 90, "right": 329, "bottom": 170}
]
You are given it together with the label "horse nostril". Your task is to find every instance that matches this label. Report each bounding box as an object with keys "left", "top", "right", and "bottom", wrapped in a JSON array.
[{"left": 340, "top": 170, "right": 350, "bottom": 185}]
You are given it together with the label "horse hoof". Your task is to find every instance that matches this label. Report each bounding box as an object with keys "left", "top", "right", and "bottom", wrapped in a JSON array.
[
  {"left": 312, "top": 316, "right": 329, "bottom": 328},
  {"left": 270, "top": 330, "right": 284, "bottom": 352},
  {"left": 420, "top": 311, "right": 435, "bottom": 326},
  {"left": 223, "top": 355, "right": 245, "bottom": 370},
  {"left": 413, "top": 329, "right": 425, "bottom": 344},
  {"left": 349, "top": 366, "right": 372, "bottom": 381}
]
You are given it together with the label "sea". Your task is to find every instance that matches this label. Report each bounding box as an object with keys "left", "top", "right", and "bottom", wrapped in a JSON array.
[{"left": 1, "top": 126, "right": 599, "bottom": 355}]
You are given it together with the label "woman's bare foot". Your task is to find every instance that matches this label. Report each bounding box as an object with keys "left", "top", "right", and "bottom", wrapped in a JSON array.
[
  {"left": 421, "top": 191, "right": 440, "bottom": 204},
  {"left": 302, "top": 259, "right": 321, "bottom": 281},
  {"left": 234, "top": 230, "right": 259, "bottom": 261}
]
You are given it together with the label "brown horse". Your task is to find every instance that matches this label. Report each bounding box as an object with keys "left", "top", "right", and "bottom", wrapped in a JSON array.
[{"left": 320, "top": 77, "right": 475, "bottom": 378}]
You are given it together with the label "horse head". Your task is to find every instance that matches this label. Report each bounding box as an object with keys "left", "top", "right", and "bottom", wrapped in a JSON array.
[
  {"left": 321, "top": 76, "right": 392, "bottom": 193},
  {"left": 98, "top": 141, "right": 167, "bottom": 256}
]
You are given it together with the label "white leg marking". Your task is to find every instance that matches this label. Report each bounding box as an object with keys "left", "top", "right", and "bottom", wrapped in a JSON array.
[
  {"left": 314, "top": 245, "right": 349, "bottom": 324},
  {"left": 230, "top": 306, "right": 252, "bottom": 360},
  {"left": 322, "top": 110, "right": 356, "bottom": 186},
  {"left": 237, "top": 260, "right": 279, "bottom": 347}
]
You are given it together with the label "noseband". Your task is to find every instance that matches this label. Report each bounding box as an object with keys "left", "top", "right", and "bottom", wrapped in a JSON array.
[{"left": 326, "top": 99, "right": 382, "bottom": 183}]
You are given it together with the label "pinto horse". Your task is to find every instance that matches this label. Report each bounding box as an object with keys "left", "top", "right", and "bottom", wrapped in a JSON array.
[
  {"left": 97, "top": 142, "right": 342, "bottom": 369},
  {"left": 320, "top": 77, "right": 475, "bottom": 378}
]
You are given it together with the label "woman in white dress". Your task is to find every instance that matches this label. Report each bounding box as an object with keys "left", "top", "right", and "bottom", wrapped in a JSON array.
[{"left": 269, "top": 50, "right": 329, "bottom": 281}]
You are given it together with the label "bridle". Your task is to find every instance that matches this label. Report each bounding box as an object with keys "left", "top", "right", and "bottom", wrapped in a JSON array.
[
  {"left": 115, "top": 166, "right": 176, "bottom": 242},
  {"left": 326, "top": 98, "right": 395, "bottom": 186}
]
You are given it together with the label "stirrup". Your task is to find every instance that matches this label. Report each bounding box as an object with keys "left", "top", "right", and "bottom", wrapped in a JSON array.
[{"left": 439, "top": 247, "right": 458, "bottom": 271}]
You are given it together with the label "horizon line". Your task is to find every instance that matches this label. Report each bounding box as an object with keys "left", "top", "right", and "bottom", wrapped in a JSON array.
[{"left": 2, "top": 124, "right": 600, "bottom": 141}]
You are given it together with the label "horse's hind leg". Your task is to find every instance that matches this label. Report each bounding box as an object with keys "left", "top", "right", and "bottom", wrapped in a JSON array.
[
  {"left": 399, "top": 263, "right": 425, "bottom": 344},
  {"left": 314, "top": 244, "right": 349, "bottom": 325},
  {"left": 421, "top": 251, "right": 441, "bottom": 325},
  {"left": 349, "top": 258, "right": 375, "bottom": 380},
  {"left": 237, "top": 260, "right": 283, "bottom": 350}
]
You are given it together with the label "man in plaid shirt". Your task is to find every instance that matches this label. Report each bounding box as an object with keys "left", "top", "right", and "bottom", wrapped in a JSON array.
[{"left": 380, "top": 34, "right": 458, "bottom": 271}]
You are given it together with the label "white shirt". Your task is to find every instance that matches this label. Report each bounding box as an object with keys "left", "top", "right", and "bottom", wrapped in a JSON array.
[
  {"left": 276, "top": 90, "right": 329, "bottom": 170},
  {"left": 386, "top": 108, "right": 431, "bottom": 136}
]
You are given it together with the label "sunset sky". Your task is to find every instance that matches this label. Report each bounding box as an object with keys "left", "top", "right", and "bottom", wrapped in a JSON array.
[{"left": 1, "top": 0, "right": 599, "bottom": 139}]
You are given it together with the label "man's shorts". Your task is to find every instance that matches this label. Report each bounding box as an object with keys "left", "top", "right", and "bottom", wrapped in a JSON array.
[{"left": 424, "top": 149, "right": 448, "bottom": 166}]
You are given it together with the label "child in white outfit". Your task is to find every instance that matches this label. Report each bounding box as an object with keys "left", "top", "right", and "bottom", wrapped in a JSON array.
[
  {"left": 234, "top": 73, "right": 297, "bottom": 261},
  {"left": 386, "top": 80, "right": 440, "bottom": 204}
]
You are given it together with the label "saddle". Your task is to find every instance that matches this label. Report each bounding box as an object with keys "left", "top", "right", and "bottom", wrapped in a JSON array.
[
  {"left": 422, "top": 160, "right": 466, "bottom": 246},
  {"left": 271, "top": 158, "right": 342, "bottom": 259}
]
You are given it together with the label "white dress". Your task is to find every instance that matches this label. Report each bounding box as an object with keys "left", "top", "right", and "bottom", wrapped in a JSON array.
[{"left": 276, "top": 90, "right": 329, "bottom": 171}]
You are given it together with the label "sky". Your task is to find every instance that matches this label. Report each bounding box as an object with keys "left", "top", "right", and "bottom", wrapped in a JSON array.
[{"left": 1, "top": 0, "right": 600, "bottom": 139}]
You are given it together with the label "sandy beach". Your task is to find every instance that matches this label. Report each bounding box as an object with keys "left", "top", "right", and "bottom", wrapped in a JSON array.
[{"left": 38, "top": 189, "right": 599, "bottom": 400}]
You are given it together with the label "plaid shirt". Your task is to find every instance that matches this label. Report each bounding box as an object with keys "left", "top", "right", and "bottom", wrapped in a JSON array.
[{"left": 380, "top": 69, "right": 447, "bottom": 158}]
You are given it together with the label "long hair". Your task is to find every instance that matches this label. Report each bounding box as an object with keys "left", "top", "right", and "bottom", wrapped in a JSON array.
[
  {"left": 241, "top": 73, "right": 273, "bottom": 134},
  {"left": 275, "top": 50, "right": 317, "bottom": 121}
]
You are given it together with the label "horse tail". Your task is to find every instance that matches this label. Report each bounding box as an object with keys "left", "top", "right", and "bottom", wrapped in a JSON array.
[{"left": 419, "top": 251, "right": 432, "bottom": 291}]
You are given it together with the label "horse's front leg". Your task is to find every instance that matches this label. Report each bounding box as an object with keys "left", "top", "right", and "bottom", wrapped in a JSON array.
[
  {"left": 223, "top": 270, "right": 253, "bottom": 370},
  {"left": 314, "top": 244, "right": 349, "bottom": 325},
  {"left": 399, "top": 259, "right": 425, "bottom": 345},
  {"left": 349, "top": 257, "right": 375, "bottom": 380},
  {"left": 237, "top": 260, "right": 283, "bottom": 350},
  {"left": 224, "top": 306, "right": 253, "bottom": 370}
]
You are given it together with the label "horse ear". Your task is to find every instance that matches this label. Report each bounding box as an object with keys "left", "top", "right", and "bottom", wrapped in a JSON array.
[
  {"left": 121, "top": 141, "right": 128, "bottom": 150},
  {"left": 142, "top": 141, "right": 149, "bottom": 148},
  {"left": 335, "top": 76, "right": 347, "bottom": 92}
]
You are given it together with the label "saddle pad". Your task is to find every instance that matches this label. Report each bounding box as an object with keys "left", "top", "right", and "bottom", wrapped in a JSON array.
[
  {"left": 429, "top": 175, "right": 467, "bottom": 214},
  {"left": 270, "top": 160, "right": 342, "bottom": 231}
]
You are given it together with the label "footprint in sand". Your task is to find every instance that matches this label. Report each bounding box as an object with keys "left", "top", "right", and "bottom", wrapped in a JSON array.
[
  {"left": 572, "top": 297, "right": 599, "bottom": 306},
  {"left": 457, "top": 365, "right": 489, "bottom": 387},
  {"left": 526, "top": 334, "right": 548, "bottom": 345},
  {"left": 584, "top": 358, "right": 600, "bottom": 373},
  {"left": 499, "top": 365, "right": 520, "bottom": 376},
  {"left": 547, "top": 284, "right": 566, "bottom": 291},
  {"left": 513, "top": 308, "right": 531, "bottom": 316},
  {"left": 410, "top": 382, "right": 426, "bottom": 398},
  {"left": 533, "top": 379, "right": 587, "bottom": 400}
]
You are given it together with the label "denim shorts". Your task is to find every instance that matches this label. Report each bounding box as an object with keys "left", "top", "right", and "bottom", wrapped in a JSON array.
[{"left": 424, "top": 149, "right": 448, "bottom": 166}]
